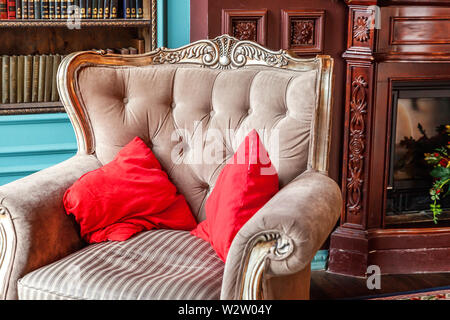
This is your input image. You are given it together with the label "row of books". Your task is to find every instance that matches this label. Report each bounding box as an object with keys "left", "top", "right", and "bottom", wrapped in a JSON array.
[
  {"left": 1, "top": 54, "right": 63, "bottom": 104},
  {"left": 0, "top": 0, "right": 144, "bottom": 19},
  {"left": 0, "top": 47, "right": 140, "bottom": 104}
]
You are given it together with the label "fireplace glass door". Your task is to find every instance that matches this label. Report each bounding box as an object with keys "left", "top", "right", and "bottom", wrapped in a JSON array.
[{"left": 386, "top": 82, "right": 450, "bottom": 226}]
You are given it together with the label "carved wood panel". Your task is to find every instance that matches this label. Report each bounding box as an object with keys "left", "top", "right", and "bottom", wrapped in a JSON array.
[
  {"left": 281, "top": 9, "right": 324, "bottom": 55},
  {"left": 221, "top": 9, "right": 267, "bottom": 45}
]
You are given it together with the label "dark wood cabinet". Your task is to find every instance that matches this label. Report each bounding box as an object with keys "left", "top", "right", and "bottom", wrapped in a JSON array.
[{"left": 328, "top": 0, "right": 450, "bottom": 276}]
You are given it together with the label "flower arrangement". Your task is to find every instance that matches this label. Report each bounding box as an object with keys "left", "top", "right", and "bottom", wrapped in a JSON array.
[{"left": 424, "top": 125, "right": 450, "bottom": 223}]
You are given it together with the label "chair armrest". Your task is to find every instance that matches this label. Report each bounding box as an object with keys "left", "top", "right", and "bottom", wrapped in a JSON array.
[
  {"left": 220, "top": 170, "right": 342, "bottom": 299},
  {"left": 0, "top": 155, "right": 101, "bottom": 299}
]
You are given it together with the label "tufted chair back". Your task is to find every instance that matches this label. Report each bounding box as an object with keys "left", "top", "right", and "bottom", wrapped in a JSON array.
[{"left": 58, "top": 35, "right": 334, "bottom": 222}]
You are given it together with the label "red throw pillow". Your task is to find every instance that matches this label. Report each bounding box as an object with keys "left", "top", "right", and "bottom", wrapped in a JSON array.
[
  {"left": 63, "top": 137, "right": 197, "bottom": 243},
  {"left": 191, "top": 130, "right": 279, "bottom": 261}
]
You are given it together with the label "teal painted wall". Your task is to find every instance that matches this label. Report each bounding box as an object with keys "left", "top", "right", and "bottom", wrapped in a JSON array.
[
  {"left": 0, "top": 113, "right": 77, "bottom": 186},
  {"left": 157, "top": 0, "right": 191, "bottom": 48}
]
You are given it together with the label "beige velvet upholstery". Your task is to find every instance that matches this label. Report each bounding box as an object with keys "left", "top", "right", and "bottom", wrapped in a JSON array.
[
  {"left": 0, "top": 36, "right": 342, "bottom": 300},
  {"left": 76, "top": 65, "right": 318, "bottom": 221}
]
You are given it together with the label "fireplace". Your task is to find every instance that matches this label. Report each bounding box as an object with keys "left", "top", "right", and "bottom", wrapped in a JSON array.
[
  {"left": 328, "top": 1, "right": 450, "bottom": 277},
  {"left": 386, "top": 82, "right": 450, "bottom": 226}
]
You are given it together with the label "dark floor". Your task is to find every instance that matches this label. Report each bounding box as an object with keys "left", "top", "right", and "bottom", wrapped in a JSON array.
[{"left": 310, "top": 270, "right": 450, "bottom": 299}]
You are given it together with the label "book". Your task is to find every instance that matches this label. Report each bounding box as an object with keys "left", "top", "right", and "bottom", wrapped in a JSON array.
[
  {"left": 109, "top": 0, "right": 116, "bottom": 18},
  {"left": 54, "top": 0, "right": 60, "bottom": 18},
  {"left": 16, "top": 55, "right": 24, "bottom": 103},
  {"left": 34, "top": 0, "right": 40, "bottom": 18},
  {"left": 15, "top": 0, "right": 20, "bottom": 18},
  {"left": 91, "top": 0, "right": 96, "bottom": 18},
  {"left": 44, "top": 54, "right": 52, "bottom": 101},
  {"left": 128, "top": 47, "right": 137, "bottom": 54},
  {"left": 85, "top": 0, "right": 90, "bottom": 18},
  {"left": 40, "top": 0, "right": 48, "bottom": 18},
  {"left": 27, "top": 0, "right": 34, "bottom": 19},
  {"left": 37, "top": 54, "right": 45, "bottom": 101},
  {"left": 23, "top": 55, "right": 32, "bottom": 103},
  {"left": 96, "top": 0, "right": 102, "bottom": 18},
  {"left": 21, "top": 0, "right": 26, "bottom": 18},
  {"left": 2, "top": 56, "right": 9, "bottom": 104},
  {"left": 129, "top": 0, "right": 135, "bottom": 19},
  {"left": 9, "top": 56, "right": 17, "bottom": 103},
  {"left": 123, "top": 0, "right": 129, "bottom": 19},
  {"left": 48, "top": 0, "right": 54, "bottom": 19},
  {"left": 102, "top": 0, "right": 107, "bottom": 18},
  {"left": 135, "top": 0, "right": 142, "bottom": 19},
  {"left": 31, "top": 55, "right": 39, "bottom": 102},
  {"left": 0, "top": 0, "right": 7, "bottom": 19},
  {"left": 51, "top": 54, "right": 60, "bottom": 101},
  {"left": 79, "top": 0, "right": 85, "bottom": 18},
  {"left": 66, "top": 0, "right": 72, "bottom": 18},
  {"left": 7, "top": 0, "right": 16, "bottom": 19},
  {"left": 60, "top": 0, "right": 65, "bottom": 18}
]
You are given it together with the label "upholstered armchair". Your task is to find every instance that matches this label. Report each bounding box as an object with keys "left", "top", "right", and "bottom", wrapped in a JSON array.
[{"left": 0, "top": 35, "right": 342, "bottom": 300}]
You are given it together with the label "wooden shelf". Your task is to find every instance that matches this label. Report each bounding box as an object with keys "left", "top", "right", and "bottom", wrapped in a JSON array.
[
  {"left": 0, "top": 19, "right": 151, "bottom": 28},
  {"left": 0, "top": 102, "right": 65, "bottom": 115}
]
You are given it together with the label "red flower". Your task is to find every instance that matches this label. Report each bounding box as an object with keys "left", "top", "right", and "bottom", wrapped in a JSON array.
[
  {"left": 437, "top": 189, "right": 442, "bottom": 194},
  {"left": 439, "top": 158, "right": 449, "bottom": 167},
  {"left": 435, "top": 153, "right": 440, "bottom": 157}
]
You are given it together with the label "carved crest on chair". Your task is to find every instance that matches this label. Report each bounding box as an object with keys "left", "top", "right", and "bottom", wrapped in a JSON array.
[{"left": 150, "top": 34, "right": 295, "bottom": 70}]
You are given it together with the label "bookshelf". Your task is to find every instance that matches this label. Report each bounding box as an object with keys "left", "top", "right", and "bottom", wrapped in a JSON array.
[{"left": 0, "top": 0, "right": 156, "bottom": 115}]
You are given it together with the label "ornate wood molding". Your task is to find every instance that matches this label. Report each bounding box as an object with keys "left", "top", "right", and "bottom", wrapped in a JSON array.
[
  {"left": 281, "top": 10, "right": 325, "bottom": 55},
  {"left": 221, "top": 9, "right": 267, "bottom": 46},
  {"left": 346, "top": 75, "right": 368, "bottom": 216}
]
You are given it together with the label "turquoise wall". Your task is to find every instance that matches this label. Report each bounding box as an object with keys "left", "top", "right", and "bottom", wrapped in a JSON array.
[
  {"left": 157, "top": 0, "right": 191, "bottom": 48},
  {"left": 0, "top": 113, "right": 77, "bottom": 186}
]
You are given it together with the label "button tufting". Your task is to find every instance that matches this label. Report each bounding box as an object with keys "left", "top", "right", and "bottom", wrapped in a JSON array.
[
  {"left": 123, "top": 97, "right": 128, "bottom": 104},
  {"left": 247, "top": 108, "right": 252, "bottom": 115},
  {"left": 210, "top": 110, "right": 215, "bottom": 117}
]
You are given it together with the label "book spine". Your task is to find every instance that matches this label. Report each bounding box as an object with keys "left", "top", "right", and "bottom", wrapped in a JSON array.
[
  {"left": 2, "top": 56, "right": 9, "bottom": 104},
  {"left": 48, "top": 0, "right": 53, "bottom": 18},
  {"left": 27, "top": 0, "right": 34, "bottom": 18},
  {"left": 85, "top": 0, "right": 90, "bottom": 18},
  {"left": 65, "top": 0, "right": 72, "bottom": 19},
  {"left": 34, "top": 0, "right": 40, "bottom": 18},
  {"left": 135, "top": 0, "right": 142, "bottom": 19},
  {"left": 7, "top": 0, "right": 16, "bottom": 19},
  {"left": 15, "top": 0, "right": 20, "bottom": 18},
  {"left": 109, "top": 0, "right": 116, "bottom": 18},
  {"left": 123, "top": 0, "right": 129, "bottom": 19},
  {"left": 51, "top": 54, "right": 60, "bottom": 101},
  {"left": 79, "top": 0, "right": 85, "bottom": 18},
  {"left": 91, "top": 0, "right": 96, "bottom": 18},
  {"left": 23, "top": 55, "right": 32, "bottom": 102},
  {"left": 102, "top": 0, "right": 107, "bottom": 19},
  {"left": 60, "top": 0, "right": 65, "bottom": 18},
  {"left": 40, "top": 0, "right": 47, "bottom": 18},
  {"left": 37, "top": 54, "right": 45, "bottom": 102},
  {"left": 129, "top": 0, "right": 134, "bottom": 19},
  {"left": 0, "top": 0, "right": 7, "bottom": 19},
  {"left": 54, "top": 0, "right": 60, "bottom": 18},
  {"left": 31, "top": 55, "right": 39, "bottom": 102},
  {"left": 44, "top": 55, "right": 52, "bottom": 102},
  {"left": 96, "top": 0, "right": 101, "bottom": 18},
  {"left": 9, "top": 56, "right": 17, "bottom": 103},
  {"left": 16, "top": 55, "right": 24, "bottom": 103},
  {"left": 21, "top": 0, "right": 26, "bottom": 18}
]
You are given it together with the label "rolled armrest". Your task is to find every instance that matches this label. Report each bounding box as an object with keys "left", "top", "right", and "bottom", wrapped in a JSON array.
[
  {"left": 221, "top": 170, "right": 342, "bottom": 299},
  {"left": 0, "top": 155, "right": 101, "bottom": 299}
]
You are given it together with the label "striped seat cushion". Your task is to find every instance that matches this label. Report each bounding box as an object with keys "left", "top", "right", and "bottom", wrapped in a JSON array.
[{"left": 17, "top": 229, "right": 225, "bottom": 300}]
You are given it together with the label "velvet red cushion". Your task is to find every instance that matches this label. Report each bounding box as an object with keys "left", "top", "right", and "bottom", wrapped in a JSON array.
[
  {"left": 63, "top": 137, "right": 197, "bottom": 243},
  {"left": 191, "top": 130, "right": 279, "bottom": 261}
]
